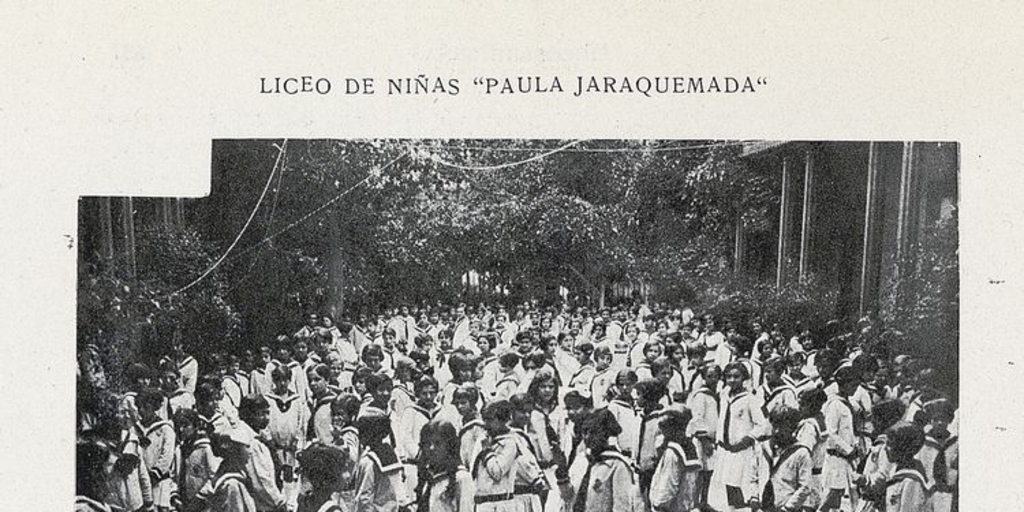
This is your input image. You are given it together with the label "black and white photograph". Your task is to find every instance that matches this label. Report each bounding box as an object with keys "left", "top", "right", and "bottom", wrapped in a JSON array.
[{"left": 74, "top": 139, "right": 959, "bottom": 512}]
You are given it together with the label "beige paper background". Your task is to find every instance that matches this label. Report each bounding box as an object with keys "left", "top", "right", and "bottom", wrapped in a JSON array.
[{"left": 2, "top": 1, "right": 1022, "bottom": 509}]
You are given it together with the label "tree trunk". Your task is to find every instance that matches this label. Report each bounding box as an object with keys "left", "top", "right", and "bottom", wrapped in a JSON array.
[
  {"left": 98, "top": 197, "right": 114, "bottom": 259},
  {"left": 326, "top": 218, "right": 346, "bottom": 319},
  {"left": 122, "top": 197, "right": 137, "bottom": 277}
]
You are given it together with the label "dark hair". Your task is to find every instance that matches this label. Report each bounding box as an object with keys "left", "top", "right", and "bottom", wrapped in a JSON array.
[
  {"left": 615, "top": 369, "right": 639, "bottom": 386},
  {"left": 136, "top": 387, "right": 165, "bottom": 413},
  {"left": 419, "top": 419, "right": 461, "bottom": 502},
  {"left": 238, "top": 395, "right": 269, "bottom": 425},
  {"left": 365, "top": 373, "right": 394, "bottom": 394},
  {"left": 173, "top": 407, "right": 200, "bottom": 431},
  {"left": 871, "top": 399, "right": 905, "bottom": 434},
  {"left": 594, "top": 345, "right": 612, "bottom": 359},
  {"left": 307, "top": 363, "right": 332, "bottom": 382},
  {"left": 362, "top": 344, "right": 384, "bottom": 363},
  {"left": 355, "top": 413, "right": 392, "bottom": 446},
  {"left": 798, "top": 388, "right": 828, "bottom": 416},
  {"left": 352, "top": 366, "right": 374, "bottom": 385},
  {"left": 687, "top": 343, "right": 708, "bottom": 359},
  {"left": 574, "top": 342, "right": 594, "bottom": 356},
  {"left": 331, "top": 394, "right": 362, "bottom": 420},
  {"left": 786, "top": 351, "right": 807, "bottom": 366},
  {"left": 923, "top": 398, "right": 954, "bottom": 422},
  {"left": 498, "top": 352, "right": 521, "bottom": 369},
  {"left": 126, "top": 362, "right": 153, "bottom": 383},
  {"left": 886, "top": 422, "right": 925, "bottom": 462},
  {"left": 452, "top": 383, "right": 480, "bottom": 406},
  {"left": 482, "top": 399, "right": 513, "bottom": 423},
  {"left": 764, "top": 356, "right": 787, "bottom": 374},
  {"left": 563, "top": 390, "right": 592, "bottom": 410},
  {"left": 525, "top": 350, "right": 548, "bottom": 370},
  {"left": 584, "top": 408, "right": 622, "bottom": 439},
  {"left": 650, "top": 356, "right": 672, "bottom": 377},
  {"left": 415, "top": 375, "right": 439, "bottom": 395},
  {"left": 852, "top": 353, "right": 880, "bottom": 376},
  {"left": 527, "top": 368, "right": 560, "bottom": 409},
  {"left": 833, "top": 366, "right": 858, "bottom": 386},
  {"left": 663, "top": 342, "right": 682, "bottom": 358},
  {"left": 770, "top": 408, "right": 803, "bottom": 432},
  {"left": 409, "top": 349, "right": 430, "bottom": 365},
  {"left": 723, "top": 361, "right": 750, "bottom": 381},
  {"left": 634, "top": 378, "right": 667, "bottom": 403},
  {"left": 729, "top": 335, "right": 753, "bottom": 357},
  {"left": 194, "top": 382, "right": 221, "bottom": 406},
  {"left": 448, "top": 351, "right": 473, "bottom": 378},
  {"left": 477, "top": 333, "right": 497, "bottom": 350},
  {"left": 658, "top": 407, "right": 693, "bottom": 437},
  {"left": 271, "top": 364, "right": 293, "bottom": 383},
  {"left": 509, "top": 393, "right": 533, "bottom": 414},
  {"left": 297, "top": 443, "right": 348, "bottom": 488},
  {"left": 414, "top": 334, "right": 434, "bottom": 348}
]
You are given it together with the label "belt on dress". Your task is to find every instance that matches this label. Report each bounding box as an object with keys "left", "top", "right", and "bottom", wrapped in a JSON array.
[
  {"left": 475, "top": 492, "right": 514, "bottom": 504},
  {"left": 716, "top": 441, "right": 749, "bottom": 453}
]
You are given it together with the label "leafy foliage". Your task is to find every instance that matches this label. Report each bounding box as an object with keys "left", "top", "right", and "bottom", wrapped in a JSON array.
[{"left": 78, "top": 227, "right": 241, "bottom": 383}]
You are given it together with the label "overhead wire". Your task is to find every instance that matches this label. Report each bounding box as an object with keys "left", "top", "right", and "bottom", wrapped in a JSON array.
[
  {"left": 167, "top": 139, "right": 287, "bottom": 298},
  {"left": 429, "top": 139, "right": 584, "bottom": 171},
  {"left": 424, "top": 139, "right": 751, "bottom": 154},
  {"left": 226, "top": 151, "right": 408, "bottom": 262}
]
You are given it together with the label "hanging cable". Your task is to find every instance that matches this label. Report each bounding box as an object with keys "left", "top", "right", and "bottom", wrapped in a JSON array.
[
  {"left": 167, "top": 139, "right": 287, "bottom": 297},
  {"left": 425, "top": 139, "right": 751, "bottom": 154},
  {"left": 226, "top": 151, "right": 408, "bottom": 262},
  {"left": 429, "top": 139, "right": 584, "bottom": 171}
]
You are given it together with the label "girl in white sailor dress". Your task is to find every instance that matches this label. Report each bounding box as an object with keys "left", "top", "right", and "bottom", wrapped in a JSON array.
[
  {"left": 649, "top": 408, "right": 702, "bottom": 512},
  {"left": 295, "top": 443, "right": 351, "bottom": 512},
  {"left": 883, "top": 423, "right": 930, "bottom": 512},
  {"left": 821, "top": 367, "right": 861, "bottom": 512},
  {"left": 137, "top": 388, "right": 176, "bottom": 511},
  {"left": 715, "top": 362, "right": 770, "bottom": 511},
  {"left": 308, "top": 364, "right": 339, "bottom": 445},
  {"left": 526, "top": 369, "right": 568, "bottom": 512},
  {"left": 352, "top": 413, "right": 405, "bottom": 512},
  {"left": 760, "top": 357, "right": 799, "bottom": 417},
  {"left": 207, "top": 424, "right": 258, "bottom": 512},
  {"left": 575, "top": 408, "right": 638, "bottom": 512},
  {"left": 474, "top": 401, "right": 520, "bottom": 512},
  {"left": 420, "top": 419, "right": 477, "bottom": 512}
]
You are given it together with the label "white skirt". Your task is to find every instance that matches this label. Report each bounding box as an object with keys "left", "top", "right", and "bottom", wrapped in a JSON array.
[{"left": 714, "top": 446, "right": 754, "bottom": 487}]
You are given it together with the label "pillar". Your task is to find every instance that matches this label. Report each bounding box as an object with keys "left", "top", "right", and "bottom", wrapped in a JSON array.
[
  {"left": 858, "top": 143, "right": 880, "bottom": 318},
  {"left": 798, "top": 149, "right": 814, "bottom": 282},
  {"left": 98, "top": 197, "right": 115, "bottom": 259},
  {"left": 122, "top": 197, "right": 137, "bottom": 277},
  {"left": 895, "top": 142, "right": 917, "bottom": 263},
  {"left": 776, "top": 157, "right": 792, "bottom": 288}
]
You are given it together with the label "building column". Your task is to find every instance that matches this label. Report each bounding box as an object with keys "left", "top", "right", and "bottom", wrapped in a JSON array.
[
  {"left": 161, "top": 198, "right": 173, "bottom": 230},
  {"left": 98, "top": 197, "right": 115, "bottom": 259},
  {"left": 122, "top": 197, "right": 137, "bottom": 277},
  {"left": 776, "top": 157, "right": 792, "bottom": 288},
  {"left": 798, "top": 149, "right": 815, "bottom": 282},
  {"left": 858, "top": 143, "right": 880, "bottom": 318},
  {"left": 895, "top": 142, "right": 917, "bottom": 264}
]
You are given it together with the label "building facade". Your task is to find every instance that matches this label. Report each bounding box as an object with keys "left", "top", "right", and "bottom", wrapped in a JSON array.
[{"left": 738, "top": 141, "right": 959, "bottom": 322}]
